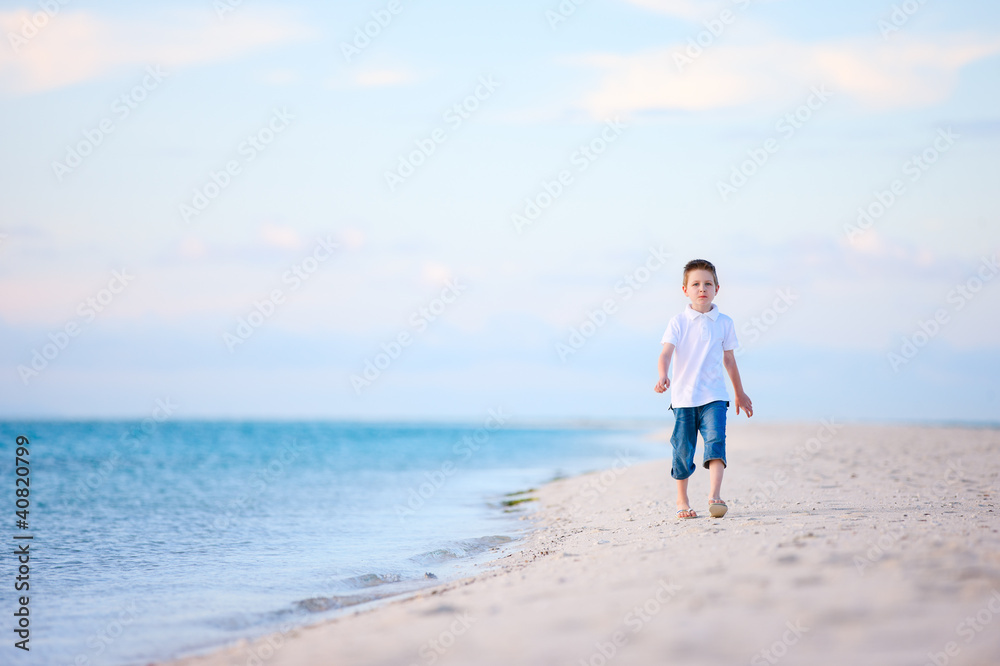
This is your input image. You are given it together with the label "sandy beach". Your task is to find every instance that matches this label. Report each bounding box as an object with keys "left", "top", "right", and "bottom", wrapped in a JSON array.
[{"left": 166, "top": 422, "right": 1000, "bottom": 666}]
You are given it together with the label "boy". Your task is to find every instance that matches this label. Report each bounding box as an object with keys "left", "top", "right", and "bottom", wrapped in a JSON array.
[{"left": 654, "top": 259, "right": 752, "bottom": 519}]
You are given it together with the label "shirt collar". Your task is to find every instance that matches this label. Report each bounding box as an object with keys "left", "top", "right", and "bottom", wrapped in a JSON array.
[{"left": 684, "top": 303, "right": 719, "bottom": 321}]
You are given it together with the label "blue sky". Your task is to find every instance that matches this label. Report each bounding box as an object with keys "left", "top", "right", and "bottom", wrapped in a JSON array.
[{"left": 1, "top": 0, "right": 998, "bottom": 422}]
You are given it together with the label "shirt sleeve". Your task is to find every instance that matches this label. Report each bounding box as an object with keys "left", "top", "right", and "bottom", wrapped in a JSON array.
[
  {"left": 722, "top": 316, "right": 738, "bottom": 351},
  {"left": 661, "top": 316, "right": 681, "bottom": 345}
]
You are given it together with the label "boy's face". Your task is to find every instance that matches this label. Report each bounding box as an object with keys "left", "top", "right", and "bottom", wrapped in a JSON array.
[{"left": 682, "top": 269, "right": 719, "bottom": 313}]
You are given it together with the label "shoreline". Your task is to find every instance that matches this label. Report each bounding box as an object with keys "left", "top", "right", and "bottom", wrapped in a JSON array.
[
  {"left": 160, "top": 503, "right": 536, "bottom": 666},
  {"left": 164, "top": 422, "right": 1000, "bottom": 666}
]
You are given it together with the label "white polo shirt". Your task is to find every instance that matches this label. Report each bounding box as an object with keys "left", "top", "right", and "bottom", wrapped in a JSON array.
[{"left": 660, "top": 304, "right": 738, "bottom": 408}]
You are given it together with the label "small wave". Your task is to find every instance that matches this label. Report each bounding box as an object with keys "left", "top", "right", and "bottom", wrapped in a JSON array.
[
  {"left": 295, "top": 592, "right": 387, "bottom": 613},
  {"left": 295, "top": 571, "right": 428, "bottom": 614},
  {"left": 210, "top": 606, "right": 298, "bottom": 631},
  {"left": 342, "top": 572, "right": 404, "bottom": 589},
  {"left": 409, "top": 535, "right": 514, "bottom": 565}
]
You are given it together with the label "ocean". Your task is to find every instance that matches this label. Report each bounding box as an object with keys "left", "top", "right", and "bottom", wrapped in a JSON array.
[{"left": 0, "top": 420, "right": 667, "bottom": 666}]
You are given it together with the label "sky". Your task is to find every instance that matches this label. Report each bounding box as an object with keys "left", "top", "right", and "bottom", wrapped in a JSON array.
[{"left": 0, "top": 0, "right": 998, "bottom": 423}]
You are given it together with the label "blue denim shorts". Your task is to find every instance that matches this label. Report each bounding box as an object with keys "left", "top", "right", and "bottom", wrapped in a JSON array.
[{"left": 669, "top": 400, "right": 728, "bottom": 480}]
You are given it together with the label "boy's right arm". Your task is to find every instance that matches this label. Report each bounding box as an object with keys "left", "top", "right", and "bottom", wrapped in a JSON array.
[{"left": 654, "top": 343, "right": 674, "bottom": 393}]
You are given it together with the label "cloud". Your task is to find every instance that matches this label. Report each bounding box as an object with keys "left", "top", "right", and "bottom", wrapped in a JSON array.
[
  {"left": 354, "top": 67, "right": 418, "bottom": 87},
  {"left": 178, "top": 236, "right": 208, "bottom": 260},
  {"left": 576, "top": 34, "right": 1000, "bottom": 116},
  {"left": 342, "top": 65, "right": 420, "bottom": 88},
  {"left": 421, "top": 261, "right": 454, "bottom": 286},
  {"left": 0, "top": 8, "right": 314, "bottom": 95},
  {"left": 260, "top": 224, "right": 304, "bottom": 251},
  {"left": 325, "top": 64, "right": 420, "bottom": 90},
  {"left": 619, "top": 0, "right": 713, "bottom": 20},
  {"left": 620, "top": 0, "right": 787, "bottom": 21},
  {"left": 257, "top": 67, "right": 302, "bottom": 86}
]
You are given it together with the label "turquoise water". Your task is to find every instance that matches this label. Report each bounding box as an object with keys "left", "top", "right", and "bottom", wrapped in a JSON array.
[{"left": 0, "top": 420, "right": 665, "bottom": 665}]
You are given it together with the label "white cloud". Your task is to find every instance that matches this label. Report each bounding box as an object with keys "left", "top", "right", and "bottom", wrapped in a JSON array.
[
  {"left": 342, "top": 229, "right": 366, "bottom": 250},
  {"left": 325, "top": 65, "right": 420, "bottom": 90},
  {"left": 257, "top": 67, "right": 302, "bottom": 86},
  {"left": 179, "top": 236, "right": 208, "bottom": 260},
  {"left": 353, "top": 67, "right": 419, "bottom": 88},
  {"left": 260, "top": 224, "right": 304, "bottom": 251},
  {"left": 619, "top": 0, "right": 714, "bottom": 20},
  {"left": 0, "top": 9, "right": 314, "bottom": 95},
  {"left": 576, "top": 34, "right": 1000, "bottom": 116},
  {"left": 421, "top": 261, "right": 454, "bottom": 285}
]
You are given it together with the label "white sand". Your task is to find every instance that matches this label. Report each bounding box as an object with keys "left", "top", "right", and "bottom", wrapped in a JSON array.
[{"left": 166, "top": 422, "right": 1000, "bottom": 666}]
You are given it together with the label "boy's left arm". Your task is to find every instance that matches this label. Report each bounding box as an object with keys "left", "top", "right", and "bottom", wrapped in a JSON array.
[{"left": 723, "top": 350, "right": 753, "bottom": 417}]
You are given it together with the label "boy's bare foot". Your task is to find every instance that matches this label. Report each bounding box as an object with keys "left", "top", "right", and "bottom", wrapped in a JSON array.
[
  {"left": 676, "top": 508, "right": 697, "bottom": 519},
  {"left": 709, "top": 498, "right": 728, "bottom": 518}
]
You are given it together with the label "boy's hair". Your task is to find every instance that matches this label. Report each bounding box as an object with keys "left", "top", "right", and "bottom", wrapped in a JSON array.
[{"left": 682, "top": 259, "right": 719, "bottom": 287}]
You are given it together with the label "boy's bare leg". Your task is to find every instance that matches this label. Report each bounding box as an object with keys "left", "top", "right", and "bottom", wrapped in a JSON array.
[
  {"left": 676, "top": 477, "right": 691, "bottom": 510},
  {"left": 708, "top": 459, "right": 725, "bottom": 500}
]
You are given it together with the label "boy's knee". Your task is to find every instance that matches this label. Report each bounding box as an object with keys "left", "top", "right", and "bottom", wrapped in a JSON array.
[
  {"left": 671, "top": 463, "right": 696, "bottom": 480},
  {"left": 703, "top": 457, "right": 727, "bottom": 470}
]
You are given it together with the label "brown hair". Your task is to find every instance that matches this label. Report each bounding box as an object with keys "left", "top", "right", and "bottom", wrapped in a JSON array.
[{"left": 682, "top": 259, "right": 719, "bottom": 287}]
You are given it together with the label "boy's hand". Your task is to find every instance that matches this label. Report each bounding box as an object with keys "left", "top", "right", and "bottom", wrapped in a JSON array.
[
  {"left": 654, "top": 377, "right": 670, "bottom": 393},
  {"left": 735, "top": 391, "right": 753, "bottom": 417}
]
